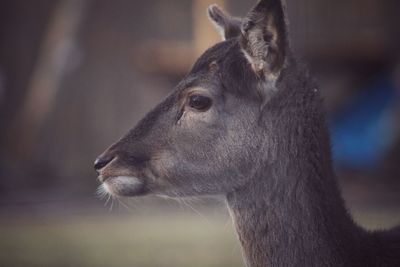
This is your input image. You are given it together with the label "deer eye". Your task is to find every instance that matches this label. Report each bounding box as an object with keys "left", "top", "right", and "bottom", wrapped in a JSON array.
[{"left": 188, "top": 95, "right": 212, "bottom": 111}]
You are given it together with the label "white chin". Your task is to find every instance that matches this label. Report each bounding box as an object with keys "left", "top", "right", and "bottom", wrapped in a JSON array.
[{"left": 102, "top": 176, "right": 145, "bottom": 196}]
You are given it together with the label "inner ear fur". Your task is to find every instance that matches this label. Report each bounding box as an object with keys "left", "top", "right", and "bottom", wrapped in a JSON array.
[
  {"left": 207, "top": 4, "right": 242, "bottom": 40},
  {"left": 240, "top": 0, "right": 288, "bottom": 79}
]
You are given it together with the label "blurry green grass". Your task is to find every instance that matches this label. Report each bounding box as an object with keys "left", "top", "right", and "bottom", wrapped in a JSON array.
[
  {"left": 0, "top": 207, "right": 399, "bottom": 267},
  {"left": 0, "top": 212, "right": 243, "bottom": 267}
]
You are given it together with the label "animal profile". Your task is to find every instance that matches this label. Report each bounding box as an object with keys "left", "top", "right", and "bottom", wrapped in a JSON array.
[{"left": 95, "top": 0, "right": 400, "bottom": 266}]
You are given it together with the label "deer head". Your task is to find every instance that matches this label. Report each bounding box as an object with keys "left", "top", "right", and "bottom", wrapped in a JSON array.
[{"left": 94, "top": 0, "right": 290, "bottom": 198}]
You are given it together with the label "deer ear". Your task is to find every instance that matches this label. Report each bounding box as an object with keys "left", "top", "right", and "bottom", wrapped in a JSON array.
[
  {"left": 240, "top": 0, "right": 288, "bottom": 79},
  {"left": 207, "top": 4, "right": 242, "bottom": 40}
]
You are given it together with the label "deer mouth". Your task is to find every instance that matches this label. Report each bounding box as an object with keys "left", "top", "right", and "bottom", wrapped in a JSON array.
[{"left": 100, "top": 176, "right": 148, "bottom": 197}]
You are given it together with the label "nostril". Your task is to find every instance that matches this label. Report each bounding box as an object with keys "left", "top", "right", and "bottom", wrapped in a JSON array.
[{"left": 94, "top": 156, "right": 114, "bottom": 171}]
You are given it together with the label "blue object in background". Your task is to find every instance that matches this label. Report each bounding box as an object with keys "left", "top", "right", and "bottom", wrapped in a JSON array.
[{"left": 330, "top": 75, "right": 398, "bottom": 170}]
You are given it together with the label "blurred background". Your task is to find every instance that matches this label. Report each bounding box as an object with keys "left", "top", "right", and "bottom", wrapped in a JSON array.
[{"left": 1, "top": 0, "right": 400, "bottom": 266}]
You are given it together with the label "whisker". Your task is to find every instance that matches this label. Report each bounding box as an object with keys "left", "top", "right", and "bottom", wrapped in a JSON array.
[
  {"left": 108, "top": 195, "right": 115, "bottom": 211},
  {"left": 96, "top": 184, "right": 108, "bottom": 200},
  {"left": 117, "top": 197, "right": 137, "bottom": 212},
  {"left": 105, "top": 194, "right": 111, "bottom": 207},
  {"left": 179, "top": 197, "right": 212, "bottom": 226},
  {"left": 158, "top": 190, "right": 211, "bottom": 225}
]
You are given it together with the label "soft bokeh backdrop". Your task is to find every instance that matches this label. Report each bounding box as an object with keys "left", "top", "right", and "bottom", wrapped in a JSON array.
[{"left": 1, "top": 0, "right": 400, "bottom": 266}]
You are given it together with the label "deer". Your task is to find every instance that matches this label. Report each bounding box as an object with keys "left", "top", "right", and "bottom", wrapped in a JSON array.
[{"left": 94, "top": 0, "right": 400, "bottom": 266}]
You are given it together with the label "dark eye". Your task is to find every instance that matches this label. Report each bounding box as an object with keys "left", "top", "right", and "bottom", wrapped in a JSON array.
[{"left": 188, "top": 95, "right": 212, "bottom": 111}]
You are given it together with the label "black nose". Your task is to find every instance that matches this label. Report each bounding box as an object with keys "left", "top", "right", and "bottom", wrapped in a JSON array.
[{"left": 94, "top": 156, "right": 114, "bottom": 171}]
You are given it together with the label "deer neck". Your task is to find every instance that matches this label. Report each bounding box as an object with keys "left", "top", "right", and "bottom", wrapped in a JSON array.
[
  {"left": 226, "top": 101, "right": 366, "bottom": 267},
  {"left": 226, "top": 162, "right": 365, "bottom": 267}
]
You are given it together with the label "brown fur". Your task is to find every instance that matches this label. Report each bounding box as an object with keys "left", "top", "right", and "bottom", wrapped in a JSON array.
[{"left": 95, "top": 1, "right": 400, "bottom": 266}]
